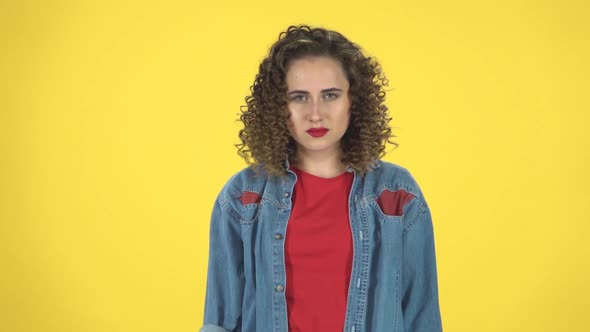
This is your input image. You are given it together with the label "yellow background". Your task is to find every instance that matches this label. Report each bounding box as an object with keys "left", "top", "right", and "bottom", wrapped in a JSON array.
[{"left": 2, "top": 0, "right": 589, "bottom": 331}]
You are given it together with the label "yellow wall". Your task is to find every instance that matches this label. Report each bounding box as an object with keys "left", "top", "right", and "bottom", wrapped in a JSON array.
[{"left": 2, "top": 1, "right": 589, "bottom": 331}]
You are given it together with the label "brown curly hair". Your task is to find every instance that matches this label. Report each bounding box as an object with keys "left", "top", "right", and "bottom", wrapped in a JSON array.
[{"left": 236, "top": 24, "right": 397, "bottom": 177}]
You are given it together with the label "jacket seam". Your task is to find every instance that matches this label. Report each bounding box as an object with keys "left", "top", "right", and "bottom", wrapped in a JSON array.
[
  {"left": 402, "top": 197, "right": 428, "bottom": 235},
  {"left": 217, "top": 196, "right": 242, "bottom": 224}
]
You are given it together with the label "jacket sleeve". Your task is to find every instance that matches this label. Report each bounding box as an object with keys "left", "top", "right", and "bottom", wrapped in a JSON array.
[
  {"left": 401, "top": 196, "right": 443, "bottom": 331},
  {"left": 199, "top": 195, "right": 244, "bottom": 332}
]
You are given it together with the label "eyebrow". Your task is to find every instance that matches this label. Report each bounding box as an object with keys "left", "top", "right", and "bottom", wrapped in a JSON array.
[{"left": 287, "top": 88, "right": 343, "bottom": 95}]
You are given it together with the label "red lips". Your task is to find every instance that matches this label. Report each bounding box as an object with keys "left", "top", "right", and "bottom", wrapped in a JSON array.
[{"left": 306, "top": 127, "right": 329, "bottom": 137}]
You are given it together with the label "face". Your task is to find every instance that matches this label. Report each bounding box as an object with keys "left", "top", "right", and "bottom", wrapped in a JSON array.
[{"left": 285, "top": 56, "right": 351, "bottom": 159}]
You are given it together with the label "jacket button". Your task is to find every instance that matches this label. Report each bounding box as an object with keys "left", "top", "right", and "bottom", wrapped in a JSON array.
[
  {"left": 275, "top": 233, "right": 283, "bottom": 240},
  {"left": 276, "top": 285, "right": 284, "bottom": 292},
  {"left": 284, "top": 192, "right": 290, "bottom": 198}
]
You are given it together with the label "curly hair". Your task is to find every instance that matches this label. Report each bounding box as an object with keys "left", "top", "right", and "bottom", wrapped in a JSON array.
[{"left": 236, "top": 24, "right": 397, "bottom": 177}]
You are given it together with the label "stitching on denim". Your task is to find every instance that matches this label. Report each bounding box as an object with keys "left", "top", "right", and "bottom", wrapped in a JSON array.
[
  {"left": 218, "top": 198, "right": 241, "bottom": 223},
  {"left": 374, "top": 189, "right": 417, "bottom": 216},
  {"left": 402, "top": 198, "right": 427, "bottom": 235},
  {"left": 356, "top": 187, "right": 370, "bottom": 329},
  {"left": 375, "top": 183, "right": 420, "bottom": 199},
  {"left": 369, "top": 198, "right": 408, "bottom": 223},
  {"left": 238, "top": 198, "right": 269, "bottom": 225},
  {"left": 345, "top": 201, "right": 358, "bottom": 331},
  {"left": 394, "top": 266, "right": 400, "bottom": 331}
]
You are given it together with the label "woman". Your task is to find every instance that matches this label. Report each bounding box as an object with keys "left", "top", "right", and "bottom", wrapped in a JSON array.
[{"left": 200, "top": 25, "right": 442, "bottom": 332}]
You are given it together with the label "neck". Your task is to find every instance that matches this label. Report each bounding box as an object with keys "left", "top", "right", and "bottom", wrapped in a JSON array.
[{"left": 292, "top": 148, "right": 347, "bottom": 178}]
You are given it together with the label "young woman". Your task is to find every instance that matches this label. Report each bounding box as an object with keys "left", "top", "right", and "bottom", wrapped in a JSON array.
[{"left": 200, "top": 25, "right": 442, "bottom": 332}]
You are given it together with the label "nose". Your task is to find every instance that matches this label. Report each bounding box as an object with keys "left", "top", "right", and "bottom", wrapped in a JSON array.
[{"left": 308, "top": 99, "right": 322, "bottom": 122}]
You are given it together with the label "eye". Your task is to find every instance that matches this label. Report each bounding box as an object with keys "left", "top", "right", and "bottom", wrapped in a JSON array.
[
  {"left": 291, "top": 94, "right": 308, "bottom": 102},
  {"left": 324, "top": 92, "right": 339, "bottom": 100}
]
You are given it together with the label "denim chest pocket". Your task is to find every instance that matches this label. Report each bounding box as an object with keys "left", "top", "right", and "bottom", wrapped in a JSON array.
[
  {"left": 370, "top": 188, "right": 417, "bottom": 224},
  {"left": 370, "top": 199, "right": 404, "bottom": 223},
  {"left": 236, "top": 190, "right": 266, "bottom": 225},
  {"left": 239, "top": 200, "right": 267, "bottom": 225}
]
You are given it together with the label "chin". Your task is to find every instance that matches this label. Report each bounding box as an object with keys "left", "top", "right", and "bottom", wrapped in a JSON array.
[{"left": 302, "top": 143, "right": 338, "bottom": 152}]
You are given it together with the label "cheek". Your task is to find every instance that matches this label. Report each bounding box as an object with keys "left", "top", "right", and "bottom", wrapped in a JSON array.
[
  {"left": 286, "top": 116, "right": 297, "bottom": 133},
  {"left": 338, "top": 105, "right": 352, "bottom": 124},
  {"left": 287, "top": 111, "right": 301, "bottom": 128}
]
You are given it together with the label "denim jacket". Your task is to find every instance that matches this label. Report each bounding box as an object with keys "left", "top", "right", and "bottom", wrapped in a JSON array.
[{"left": 200, "top": 159, "right": 442, "bottom": 332}]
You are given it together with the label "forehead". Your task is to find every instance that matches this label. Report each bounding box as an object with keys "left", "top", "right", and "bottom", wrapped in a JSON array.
[{"left": 285, "top": 56, "right": 349, "bottom": 90}]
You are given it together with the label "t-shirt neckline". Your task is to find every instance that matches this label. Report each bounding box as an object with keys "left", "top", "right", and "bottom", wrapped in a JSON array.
[{"left": 291, "top": 166, "right": 350, "bottom": 182}]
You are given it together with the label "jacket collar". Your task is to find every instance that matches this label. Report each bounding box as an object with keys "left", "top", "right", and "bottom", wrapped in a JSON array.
[{"left": 283, "top": 155, "right": 380, "bottom": 174}]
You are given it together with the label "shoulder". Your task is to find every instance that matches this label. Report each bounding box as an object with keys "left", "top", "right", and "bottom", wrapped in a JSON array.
[
  {"left": 216, "top": 165, "right": 277, "bottom": 207},
  {"left": 365, "top": 160, "right": 425, "bottom": 200},
  {"left": 364, "top": 160, "right": 431, "bottom": 231},
  {"left": 213, "top": 165, "right": 282, "bottom": 224}
]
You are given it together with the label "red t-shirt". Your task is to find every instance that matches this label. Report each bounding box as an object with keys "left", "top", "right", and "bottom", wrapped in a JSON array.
[{"left": 285, "top": 167, "right": 354, "bottom": 332}]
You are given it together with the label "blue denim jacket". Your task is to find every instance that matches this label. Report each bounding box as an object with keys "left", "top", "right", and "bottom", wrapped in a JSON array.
[{"left": 200, "top": 159, "right": 442, "bottom": 332}]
